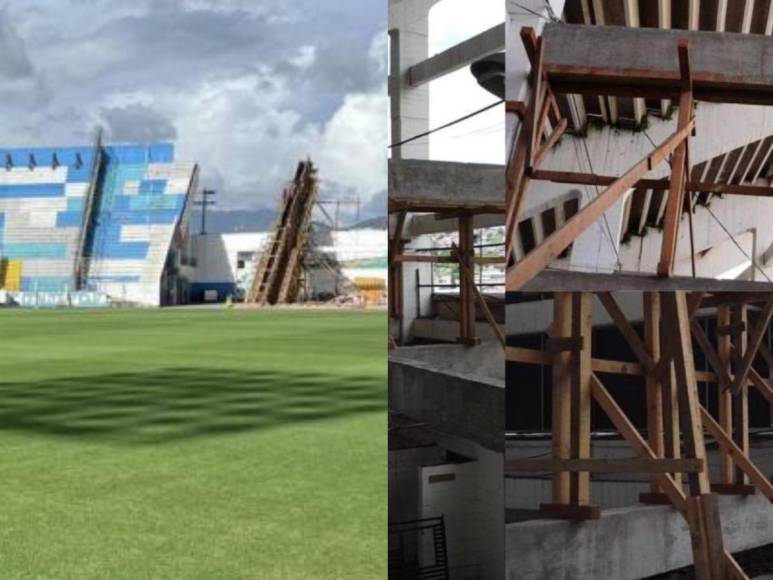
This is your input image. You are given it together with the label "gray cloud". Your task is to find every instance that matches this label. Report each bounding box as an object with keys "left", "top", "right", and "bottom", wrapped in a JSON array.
[
  {"left": 0, "top": 16, "right": 34, "bottom": 80},
  {"left": 101, "top": 103, "right": 178, "bottom": 142}
]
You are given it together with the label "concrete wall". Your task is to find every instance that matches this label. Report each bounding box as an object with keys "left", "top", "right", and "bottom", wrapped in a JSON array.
[{"left": 390, "top": 342, "right": 505, "bottom": 579}]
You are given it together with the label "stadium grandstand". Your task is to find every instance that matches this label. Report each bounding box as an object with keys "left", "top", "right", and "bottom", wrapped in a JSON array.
[{"left": 0, "top": 140, "right": 196, "bottom": 307}]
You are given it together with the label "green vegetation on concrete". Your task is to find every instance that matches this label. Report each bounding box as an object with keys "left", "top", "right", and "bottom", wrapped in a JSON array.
[{"left": 0, "top": 308, "right": 386, "bottom": 580}]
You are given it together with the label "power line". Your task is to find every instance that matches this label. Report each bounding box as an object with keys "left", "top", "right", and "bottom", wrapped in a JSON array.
[
  {"left": 573, "top": 135, "right": 623, "bottom": 270},
  {"left": 388, "top": 99, "right": 504, "bottom": 149}
]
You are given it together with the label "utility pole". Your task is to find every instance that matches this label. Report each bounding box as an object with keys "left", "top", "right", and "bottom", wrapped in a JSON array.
[{"left": 195, "top": 189, "right": 216, "bottom": 234}]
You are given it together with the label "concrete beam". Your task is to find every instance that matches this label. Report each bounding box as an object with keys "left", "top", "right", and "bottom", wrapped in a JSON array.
[
  {"left": 506, "top": 495, "right": 773, "bottom": 579},
  {"left": 409, "top": 23, "right": 505, "bottom": 87},
  {"left": 513, "top": 269, "right": 773, "bottom": 293},
  {"left": 389, "top": 344, "right": 504, "bottom": 452},
  {"left": 389, "top": 158, "right": 505, "bottom": 213},
  {"left": 542, "top": 23, "right": 773, "bottom": 105}
]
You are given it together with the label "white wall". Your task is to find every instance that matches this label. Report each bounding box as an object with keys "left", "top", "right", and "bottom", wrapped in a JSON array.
[{"left": 421, "top": 445, "right": 504, "bottom": 580}]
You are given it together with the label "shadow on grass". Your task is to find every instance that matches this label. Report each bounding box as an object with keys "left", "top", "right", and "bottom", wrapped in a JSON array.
[{"left": 0, "top": 367, "right": 385, "bottom": 444}]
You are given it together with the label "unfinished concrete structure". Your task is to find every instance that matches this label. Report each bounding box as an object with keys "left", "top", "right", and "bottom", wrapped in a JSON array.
[{"left": 388, "top": 1, "right": 507, "bottom": 578}]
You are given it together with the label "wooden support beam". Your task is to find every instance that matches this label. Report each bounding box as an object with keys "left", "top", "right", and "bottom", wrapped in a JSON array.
[
  {"left": 597, "top": 292, "right": 656, "bottom": 373},
  {"left": 570, "top": 292, "right": 592, "bottom": 506},
  {"left": 731, "top": 305, "right": 750, "bottom": 486},
  {"left": 507, "top": 343, "right": 744, "bottom": 387},
  {"left": 660, "top": 318, "right": 683, "bottom": 490},
  {"left": 644, "top": 292, "right": 665, "bottom": 496},
  {"left": 527, "top": 38, "right": 544, "bottom": 168},
  {"left": 539, "top": 503, "right": 600, "bottom": 521},
  {"left": 505, "top": 457, "right": 704, "bottom": 474},
  {"left": 530, "top": 169, "right": 773, "bottom": 198},
  {"left": 451, "top": 243, "right": 506, "bottom": 348},
  {"left": 686, "top": 493, "right": 727, "bottom": 580},
  {"left": 658, "top": 40, "right": 693, "bottom": 278},
  {"left": 552, "top": 293, "right": 572, "bottom": 505},
  {"left": 730, "top": 298, "right": 773, "bottom": 394},
  {"left": 662, "top": 292, "right": 712, "bottom": 496},
  {"left": 545, "top": 336, "right": 583, "bottom": 354},
  {"left": 717, "top": 305, "right": 734, "bottom": 485},
  {"left": 457, "top": 215, "right": 477, "bottom": 345},
  {"left": 653, "top": 292, "right": 705, "bottom": 381},
  {"left": 507, "top": 120, "right": 694, "bottom": 291}
]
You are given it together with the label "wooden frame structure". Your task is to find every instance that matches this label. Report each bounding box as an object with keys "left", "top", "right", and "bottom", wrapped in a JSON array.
[
  {"left": 506, "top": 28, "right": 773, "bottom": 292},
  {"left": 388, "top": 207, "right": 506, "bottom": 347},
  {"left": 506, "top": 291, "right": 773, "bottom": 580}
]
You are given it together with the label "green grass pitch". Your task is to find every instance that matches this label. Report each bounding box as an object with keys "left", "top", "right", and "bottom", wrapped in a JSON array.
[{"left": 0, "top": 308, "right": 386, "bottom": 579}]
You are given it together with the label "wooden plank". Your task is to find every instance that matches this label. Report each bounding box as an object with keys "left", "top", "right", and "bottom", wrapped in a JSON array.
[
  {"left": 457, "top": 215, "right": 476, "bottom": 344},
  {"left": 506, "top": 345, "right": 726, "bottom": 384},
  {"left": 539, "top": 503, "right": 600, "bottom": 521},
  {"left": 731, "top": 298, "right": 773, "bottom": 394},
  {"left": 663, "top": 292, "right": 711, "bottom": 496},
  {"left": 660, "top": 322, "right": 684, "bottom": 489},
  {"left": 700, "top": 493, "right": 728, "bottom": 579},
  {"left": 657, "top": 40, "right": 693, "bottom": 278},
  {"left": 552, "top": 293, "right": 572, "bottom": 504},
  {"left": 717, "top": 305, "right": 734, "bottom": 484},
  {"left": 531, "top": 169, "right": 773, "bottom": 198},
  {"left": 507, "top": 120, "right": 694, "bottom": 291},
  {"left": 597, "top": 292, "right": 656, "bottom": 372},
  {"left": 644, "top": 292, "right": 665, "bottom": 495},
  {"left": 505, "top": 457, "right": 704, "bottom": 474},
  {"left": 526, "top": 33, "right": 544, "bottom": 168},
  {"left": 570, "top": 292, "right": 592, "bottom": 505},
  {"left": 732, "top": 304, "right": 750, "bottom": 485},
  {"left": 389, "top": 210, "right": 407, "bottom": 265}
]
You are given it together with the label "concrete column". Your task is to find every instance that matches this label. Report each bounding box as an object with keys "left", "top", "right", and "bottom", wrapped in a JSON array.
[{"left": 389, "top": 0, "right": 439, "bottom": 161}]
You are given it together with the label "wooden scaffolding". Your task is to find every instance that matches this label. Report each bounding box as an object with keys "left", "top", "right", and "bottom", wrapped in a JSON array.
[
  {"left": 506, "top": 26, "right": 773, "bottom": 293},
  {"left": 506, "top": 291, "right": 773, "bottom": 579},
  {"left": 247, "top": 160, "right": 319, "bottom": 305}
]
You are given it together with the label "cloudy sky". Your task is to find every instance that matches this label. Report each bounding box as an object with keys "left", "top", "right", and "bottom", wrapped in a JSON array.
[
  {"left": 428, "top": 0, "right": 503, "bottom": 165},
  {"left": 0, "top": 0, "right": 387, "bottom": 215}
]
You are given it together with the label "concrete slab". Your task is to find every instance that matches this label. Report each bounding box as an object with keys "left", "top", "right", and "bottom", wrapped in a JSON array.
[
  {"left": 388, "top": 158, "right": 504, "bottom": 213},
  {"left": 506, "top": 495, "right": 773, "bottom": 580},
  {"left": 389, "top": 343, "right": 504, "bottom": 451},
  {"left": 542, "top": 23, "right": 773, "bottom": 105}
]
